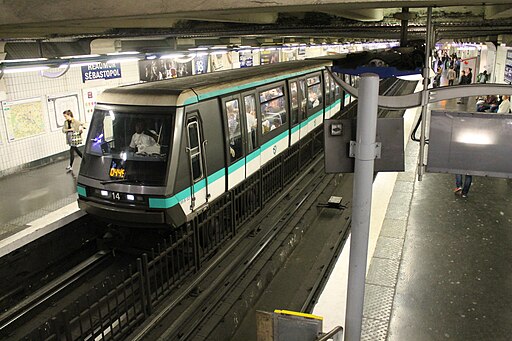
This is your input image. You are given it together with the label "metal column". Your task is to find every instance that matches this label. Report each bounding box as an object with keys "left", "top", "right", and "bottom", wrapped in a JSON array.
[
  {"left": 344, "top": 73, "right": 380, "bottom": 341},
  {"left": 417, "top": 7, "right": 433, "bottom": 180}
]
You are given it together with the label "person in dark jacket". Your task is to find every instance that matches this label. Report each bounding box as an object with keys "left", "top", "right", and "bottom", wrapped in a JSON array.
[{"left": 456, "top": 70, "right": 471, "bottom": 104}]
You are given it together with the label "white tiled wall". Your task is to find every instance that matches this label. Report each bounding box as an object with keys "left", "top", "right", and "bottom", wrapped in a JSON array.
[{"left": 0, "top": 62, "right": 139, "bottom": 175}]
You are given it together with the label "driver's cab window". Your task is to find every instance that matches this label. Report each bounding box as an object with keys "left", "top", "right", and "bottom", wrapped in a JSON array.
[
  {"left": 87, "top": 110, "right": 168, "bottom": 159},
  {"left": 128, "top": 118, "right": 160, "bottom": 154}
]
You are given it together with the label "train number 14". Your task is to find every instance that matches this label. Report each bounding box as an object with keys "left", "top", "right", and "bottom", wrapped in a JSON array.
[{"left": 111, "top": 192, "right": 121, "bottom": 200}]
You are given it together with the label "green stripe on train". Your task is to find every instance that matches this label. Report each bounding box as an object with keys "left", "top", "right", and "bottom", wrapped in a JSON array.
[
  {"left": 149, "top": 131, "right": 290, "bottom": 209},
  {"left": 184, "top": 67, "right": 325, "bottom": 105}
]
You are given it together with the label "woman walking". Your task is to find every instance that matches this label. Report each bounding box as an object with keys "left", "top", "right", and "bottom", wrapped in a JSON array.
[{"left": 62, "top": 110, "right": 85, "bottom": 172}]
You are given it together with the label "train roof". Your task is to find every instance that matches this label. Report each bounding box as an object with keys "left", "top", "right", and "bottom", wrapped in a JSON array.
[{"left": 98, "top": 59, "right": 331, "bottom": 107}]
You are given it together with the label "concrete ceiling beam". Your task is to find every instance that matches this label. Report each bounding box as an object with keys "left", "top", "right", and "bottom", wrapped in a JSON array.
[
  {"left": 485, "top": 5, "right": 512, "bottom": 20},
  {"left": 328, "top": 9, "right": 384, "bottom": 21}
]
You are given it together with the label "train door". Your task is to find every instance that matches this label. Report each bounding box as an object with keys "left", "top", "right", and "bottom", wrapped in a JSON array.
[
  {"left": 258, "top": 83, "right": 289, "bottom": 165},
  {"left": 241, "top": 92, "right": 260, "bottom": 177},
  {"left": 344, "top": 74, "right": 352, "bottom": 106},
  {"left": 185, "top": 114, "right": 209, "bottom": 211},
  {"left": 222, "top": 95, "right": 246, "bottom": 190},
  {"left": 305, "top": 73, "right": 323, "bottom": 132},
  {"left": 297, "top": 78, "right": 308, "bottom": 140},
  {"left": 288, "top": 80, "right": 301, "bottom": 145},
  {"left": 323, "top": 70, "right": 334, "bottom": 119},
  {"left": 323, "top": 71, "right": 342, "bottom": 119}
]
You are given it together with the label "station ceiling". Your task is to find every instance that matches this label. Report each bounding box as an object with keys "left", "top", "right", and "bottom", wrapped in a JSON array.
[{"left": 1, "top": 0, "right": 512, "bottom": 59}]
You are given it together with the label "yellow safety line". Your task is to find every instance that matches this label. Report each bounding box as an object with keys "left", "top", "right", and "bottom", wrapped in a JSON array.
[{"left": 274, "top": 309, "right": 323, "bottom": 321}]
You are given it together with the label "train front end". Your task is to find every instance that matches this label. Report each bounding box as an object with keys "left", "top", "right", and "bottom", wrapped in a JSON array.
[{"left": 76, "top": 105, "right": 182, "bottom": 227}]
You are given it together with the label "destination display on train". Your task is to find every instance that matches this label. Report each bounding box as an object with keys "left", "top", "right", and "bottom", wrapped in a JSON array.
[
  {"left": 81, "top": 62, "right": 122, "bottom": 83},
  {"left": 109, "top": 160, "right": 126, "bottom": 179}
]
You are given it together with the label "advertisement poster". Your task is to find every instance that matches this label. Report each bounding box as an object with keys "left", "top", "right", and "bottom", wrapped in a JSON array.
[
  {"left": 176, "top": 58, "right": 193, "bottom": 78},
  {"left": 139, "top": 59, "right": 176, "bottom": 82},
  {"left": 239, "top": 51, "right": 253, "bottom": 68},
  {"left": 194, "top": 54, "right": 209, "bottom": 74},
  {"left": 210, "top": 53, "right": 232, "bottom": 71},
  {"left": 504, "top": 49, "right": 512, "bottom": 84},
  {"left": 139, "top": 56, "right": 196, "bottom": 81},
  {"left": 260, "top": 50, "right": 279, "bottom": 65},
  {"left": 282, "top": 49, "right": 297, "bottom": 62},
  {"left": 2, "top": 98, "right": 45, "bottom": 141},
  {"left": 47, "top": 93, "right": 81, "bottom": 131},
  {"left": 81, "top": 62, "right": 122, "bottom": 83}
]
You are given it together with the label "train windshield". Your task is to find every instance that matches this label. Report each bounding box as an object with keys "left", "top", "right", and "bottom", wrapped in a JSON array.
[{"left": 81, "top": 108, "right": 174, "bottom": 185}]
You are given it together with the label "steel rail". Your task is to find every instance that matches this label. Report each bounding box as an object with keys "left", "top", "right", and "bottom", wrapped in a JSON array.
[{"left": 0, "top": 250, "right": 111, "bottom": 333}]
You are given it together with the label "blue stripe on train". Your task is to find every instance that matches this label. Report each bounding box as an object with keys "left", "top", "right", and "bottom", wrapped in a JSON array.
[{"left": 149, "top": 131, "right": 290, "bottom": 209}]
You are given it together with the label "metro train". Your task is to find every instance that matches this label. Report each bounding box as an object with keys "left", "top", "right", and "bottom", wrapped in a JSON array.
[{"left": 76, "top": 59, "right": 352, "bottom": 227}]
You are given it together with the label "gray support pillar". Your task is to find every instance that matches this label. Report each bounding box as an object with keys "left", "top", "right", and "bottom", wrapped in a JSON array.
[
  {"left": 418, "top": 7, "right": 433, "bottom": 180},
  {"left": 344, "top": 73, "right": 380, "bottom": 341},
  {"left": 399, "top": 7, "right": 410, "bottom": 46}
]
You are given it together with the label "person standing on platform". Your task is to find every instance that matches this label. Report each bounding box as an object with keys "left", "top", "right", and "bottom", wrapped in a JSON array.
[
  {"left": 454, "top": 174, "right": 472, "bottom": 198},
  {"left": 497, "top": 95, "right": 511, "bottom": 113},
  {"left": 467, "top": 68, "right": 473, "bottom": 84},
  {"left": 477, "top": 70, "right": 489, "bottom": 84},
  {"left": 454, "top": 57, "right": 461, "bottom": 78},
  {"left": 62, "top": 110, "right": 85, "bottom": 172},
  {"left": 456, "top": 70, "right": 471, "bottom": 104},
  {"left": 447, "top": 67, "right": 456, "bottom": 86}
]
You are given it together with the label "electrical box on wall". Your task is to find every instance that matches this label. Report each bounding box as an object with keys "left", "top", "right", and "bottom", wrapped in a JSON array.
[{"left": 324, "top": 118, "right": 405, "bottom": 173}]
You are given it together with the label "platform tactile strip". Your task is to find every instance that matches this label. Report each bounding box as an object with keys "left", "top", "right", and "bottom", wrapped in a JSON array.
[
  {"left": 379, "top": 219, "right": 407, "bottom": 239},
  {"left": 362, "top": 284, "right": 395, "bottom": 320},
  {"left": 361, "top": 317, "right": 388, "bottom": 341},
  {"left": 365, "top": 258, "right": 400, "bottom": 287},
  {"left": 372, "top": 237, "right": 404, "bottom": 260}
]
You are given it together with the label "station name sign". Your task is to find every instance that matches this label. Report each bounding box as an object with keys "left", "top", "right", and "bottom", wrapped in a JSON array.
[{"left": 81, "top": 63, "right": 122, "bottom": 82}]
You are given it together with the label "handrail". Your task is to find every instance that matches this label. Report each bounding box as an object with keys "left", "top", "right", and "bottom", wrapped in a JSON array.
[{"left": 316, "top": 326, "right": 344, "bottom": 341}]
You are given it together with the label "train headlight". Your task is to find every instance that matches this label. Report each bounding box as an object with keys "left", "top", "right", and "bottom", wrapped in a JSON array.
[
  {"left": 126, "top": 194, "right": 135, "bottom": 201},
  {"left": 101, "top": 190, "right": 109, "bottom": 197}
]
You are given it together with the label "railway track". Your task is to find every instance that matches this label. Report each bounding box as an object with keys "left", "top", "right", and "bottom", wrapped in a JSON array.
[
  {"left": 131, "top": 151, "right": 331, "bottom": 340},
  {"left": 0, "top": 77, "right": 417, "bottom": 341},
  {"left": 127, "top": 78, "right": 417, "bottom": 340},
  {"left": 0, "top": 251, "right": 112, "bottom": 335}
]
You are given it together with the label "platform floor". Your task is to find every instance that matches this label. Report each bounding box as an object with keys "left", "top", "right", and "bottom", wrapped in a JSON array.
[
  {"left": 0, "top": 85, "right": 511, "bottom": 340},
  {"left": 0, "top": 159, "right": 80, "bottom": 241},
  {"left": 314, "top": 91, "right": 512, "bottom": 340}
]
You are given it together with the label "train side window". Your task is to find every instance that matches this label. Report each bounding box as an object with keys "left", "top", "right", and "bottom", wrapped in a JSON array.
[
  {"left": 289, "top": 81, "right": 299, "bottom": 125},
  {"left": 187, "top": 119, "right": 203, "bottom": 182},
  {"left": 259, "top": 86, "right": 287, "bottom": 135},
  {"left": 225, "top": 99, "right": 243, "bottom": 163},
  {"left": 243, "top": 95, "right": 258, "bottom": 152},
  {"left": 307, "top": 75, "right": 323, "bottom": 114},
  {"left": 299, "top": 79, "right": 307, "bottom": 120}
]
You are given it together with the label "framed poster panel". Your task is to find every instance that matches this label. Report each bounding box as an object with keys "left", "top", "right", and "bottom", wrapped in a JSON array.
[
  {"left": 47, "top": 93, "right": 81, "bottom": 131},
  {"left": 2, "top": 98, "right": 46, "bottom": 142}
]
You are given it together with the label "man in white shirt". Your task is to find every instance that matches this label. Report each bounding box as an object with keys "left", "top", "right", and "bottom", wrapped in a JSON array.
[
  {"left": 497, "top": 95, "right": 511, "bottom": 114},
  {"left": 130, "top": 120, "right": 156, "bottom": 151}
]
